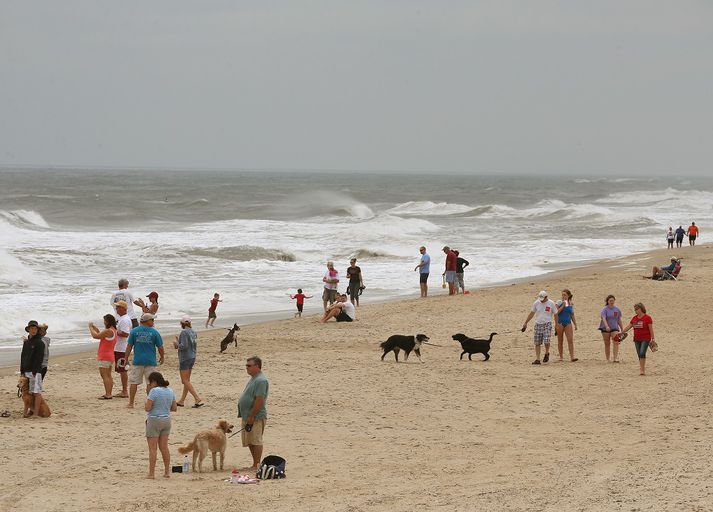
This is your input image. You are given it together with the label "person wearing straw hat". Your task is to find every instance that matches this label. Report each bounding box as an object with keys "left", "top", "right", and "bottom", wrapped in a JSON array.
[{"left": 521, "top": 291, "right": 557, "bottom": 365}]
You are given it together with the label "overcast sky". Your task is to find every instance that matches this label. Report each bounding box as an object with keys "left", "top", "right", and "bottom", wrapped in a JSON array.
[{"left": 1, "top": 1, "right": 711, "bottom": 175}]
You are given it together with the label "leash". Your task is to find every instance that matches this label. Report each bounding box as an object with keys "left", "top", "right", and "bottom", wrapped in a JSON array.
[{"left": 228, "top": 427, "right": 244, "bottom": 439}]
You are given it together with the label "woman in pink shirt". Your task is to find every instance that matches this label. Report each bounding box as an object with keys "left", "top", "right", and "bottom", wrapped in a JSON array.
[{"left": 89, "top": 314, "right": 118, "bottom": 400}]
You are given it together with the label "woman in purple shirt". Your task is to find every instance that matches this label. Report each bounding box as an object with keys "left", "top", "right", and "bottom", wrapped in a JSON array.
[{"left": 599, "top": 294, "right": 624, "bottom": 362}]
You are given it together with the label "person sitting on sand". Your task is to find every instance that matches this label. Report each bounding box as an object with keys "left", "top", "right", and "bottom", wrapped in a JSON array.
[
  {"left": 645, "top": 257, "right": 678, "bottom": 279},
  {"left": 320, "top": 293, "right": 356, "bottom": 323},
  {"left": 144, "top": 371, "right": 177, "bottom": 479}
]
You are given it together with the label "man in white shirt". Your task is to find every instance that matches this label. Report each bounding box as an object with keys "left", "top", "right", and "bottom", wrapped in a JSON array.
[
  {"left": 521, "top": 290, "right": 557, "bottom": 365},
  {"left": 320, "top": 294, "right": 356, "bottom": 323},
  {"left": 110, "top": 278, "right": 139, "bottom": 328},
  {"left": 113, "top": 300, "right": 132, "bottom": 398}
]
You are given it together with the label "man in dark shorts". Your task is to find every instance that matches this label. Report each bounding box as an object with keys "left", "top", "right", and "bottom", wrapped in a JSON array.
[
  {"left": 686, "top": 222, "right": 699, "bottom": 246},
  {"left": 206, "top": 293, "right": 221, "bottom": 328},
  {"left": 414, "top": 246, "right": 430, "bottom": 298},
  {"left": 675, "top": 226, "right": 685, "bottom": 248},
  {"left": 320, "top": 294, "right": 356, "bottom": 323},
  {"left": 346, "top": 258, "right": 364, "bottom": 306}
]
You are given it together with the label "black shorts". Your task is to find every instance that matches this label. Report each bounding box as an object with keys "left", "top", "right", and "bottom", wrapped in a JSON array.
[
  {"left": 297, "top": 303, "right": 304, "bottom": 312},
  {"left": 131, "top": 318, "right": 139, "bottom": 328},
  {"left": 336, "top": 310, "right": 353, "bottom": 322},
  {"left": 41, "top": 367, "right": 48, "bottom": 380},
  {"left": 348, "top": 282, "right": 360, "bottom": 299},
  {"left": 689, "top": 235, "right": 696, "bottom": 241},
  {"left": 419, "top": 272, "right": 429, "bottom": 284},
  {"left": 208, "top": 310, "right": 217, "bottom": 319}
]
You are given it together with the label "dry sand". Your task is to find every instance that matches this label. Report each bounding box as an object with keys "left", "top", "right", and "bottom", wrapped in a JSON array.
[{"left": 1, "top": 245, "right": 712, "bottom": 512}]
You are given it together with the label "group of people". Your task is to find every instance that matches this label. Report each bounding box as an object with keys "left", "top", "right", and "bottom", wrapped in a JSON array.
[
  {"left": 521, "top": 290, "right": 656, "bottom": 375},
  {"left": 666, "top": 222, "right": 699, "bottom": 249},
  {"left": 414, "top": 246, "right": 470, "bottom": 297}
]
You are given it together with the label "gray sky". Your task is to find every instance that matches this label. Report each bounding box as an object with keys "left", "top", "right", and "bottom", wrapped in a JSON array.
[{"left": 1, "top": 1, "right": 711, "bottom": 175}]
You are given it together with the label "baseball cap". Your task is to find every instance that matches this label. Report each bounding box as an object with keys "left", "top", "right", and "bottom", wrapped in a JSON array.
[
  {"left": 181, "top": 315, "right": 192, "bottom": 323},
  {"left": 140, "top": 313, "right": 155, "bottom": 323},
  {"left": 146, "top": 291, "right": 159, "bottom": 300},
  {"left": 538, "top": 290, "right": 548, "bottom": 300},
  {"left": 115, "top": 300, "right": 128, "bottom": 309}
]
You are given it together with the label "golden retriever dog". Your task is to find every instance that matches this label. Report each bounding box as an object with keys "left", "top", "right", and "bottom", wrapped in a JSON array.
[
  {"left": 178, "top": 420, "right": 233, "bottom": 472},
  {"left": 17, "top": 376, "right": 51, "bottom": 418}
]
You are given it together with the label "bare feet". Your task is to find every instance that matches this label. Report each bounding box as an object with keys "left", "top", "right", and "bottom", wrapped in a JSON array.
[
  {"left": 127, "top": 403, "right": 134, "bottom": 409},
  {"left": 146, "top": 474, "right": 155, "bottom": 479},
  {"left": 163, "top": 474, "right": 170, "bottom": 478}
]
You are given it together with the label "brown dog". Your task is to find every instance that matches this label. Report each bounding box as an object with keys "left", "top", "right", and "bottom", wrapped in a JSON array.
[
  {"left": 17, "top": 376, "right": 51, "bottom": 418},
  {"left": 178, "top": 420, "right": 233, "bottom": 472}
]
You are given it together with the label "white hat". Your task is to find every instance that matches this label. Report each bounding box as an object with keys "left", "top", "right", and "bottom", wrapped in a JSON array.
[
  {"left": 140, "top": 313, "right": 155, "bottom": 323},
  {"left": 181, "top": 315, "right": 192, "bottom": 323},
  {"left": 537, "top": 290, "right": 548, "bottom": 300}
]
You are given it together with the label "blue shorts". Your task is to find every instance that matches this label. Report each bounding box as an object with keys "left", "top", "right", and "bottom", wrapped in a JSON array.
[{"left": 179, "top": 357, "right": 195, "bottom": 371}]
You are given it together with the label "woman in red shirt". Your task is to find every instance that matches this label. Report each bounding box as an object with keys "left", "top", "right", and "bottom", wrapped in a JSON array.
[{"left": 620, "top": 303, "right": 655, "bottom": 376}]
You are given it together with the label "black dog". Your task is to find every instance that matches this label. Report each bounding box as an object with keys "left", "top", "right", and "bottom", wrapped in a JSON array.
[
  {"left": 220, "top": 324, "right": 241, "bottom": 353},
  {"left": 380, "top": 334, "right": 429, "bottom": 363},
  {"left": 452, "top": 332, "right": 497, "bottom": 361}
]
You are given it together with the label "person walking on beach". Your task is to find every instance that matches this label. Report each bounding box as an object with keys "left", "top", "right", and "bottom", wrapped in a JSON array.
[
  {"left": 442, "top": 246, "right": 457, "bottom": 296},
  {"left": 555, "top": 289, "right": 578, "bottom": 362},
  {"left": 675, "top": 225, "right": 686, "bottom": 248},
  {"left": 346, "top": 258, "right": 364, "bottom": 307},
  {"left": 111, "top": 278, "right": 139, "bottom": 328},
  {"left": 620, "top": 303, "right": 655, "bottom": 376},
  {"left": 205, "top": 293, "right": 222, "bottom": 328},
  {"left": 125, "top": 313, "right": 165, "bottom": 408},
  {"left": 20, "top": 320, "right": 46, "bottom": 418},
  {"left": 290, "top": 289, "right": 313, "bottom": 318},
  {"left": 521, "top": 291, "right": 556, "bottom": 365},
  {"left": 144, "top": 371, "right": 177, "bottom": 479},
  {"left": 454, "top": 250, "right": 469, "bottom": 294},
  {"left": 135, "top": 291, "right": 159, "bottom": 315},
  {"left": 173, "top": 316, "right": 203, "bottom": 408},
  {"left": 39, "top": 324, "right": 50, "bottom": 380},
  {"left": 237, "top": 356, "right": 269, "bottom": 471},
  {"left": 89, "top": 314, "right": 118, "bottom": 400},
  {"left": 322, "top": 261, "right": 339, "bottom": 311},
  {"left": 599, "top": 295, "right": 623, "bottom": 362},
  {"left": 686, "top": 222, "right": 699, "bottom": 246},
  {"left": 666, "top": 227, "right": 675, "bottom": 249},
  {"left": 113, "top": 301, "right": 131, "bottom": 398},
  {"left": 414, "top": 246, "right": 430, "bottom": 298}
]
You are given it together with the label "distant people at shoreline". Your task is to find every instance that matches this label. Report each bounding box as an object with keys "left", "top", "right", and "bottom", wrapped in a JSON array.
[
  {"left": 206, "top": 293, "right": 222, "bottom": 328},
  {"left": 675, "top": 225, "right": 685, "bottom": 248},
  {"left": 454, "top": 250, "right": 469, "bottom": 294},
  {"left": 111, "top": 278, "right": 139, "bottom": 328},
  {"left": 442, "top": 246, "right": 457, "bottom": 296},
  {"left": 290, "top": 288, "right": 313, "bottom": 318},
  {"left": 686, "top": 222, "right": 699, "bottom": 246},
  {"left": 322, "top": 261, "right": 339, "bottom": 311},
  {"left": 666, "top": 227, "right": 674, "bottom": 249},
  {"left": 88, "top": 314, "right": 118, "bottom": 400},
  {"left": 414, "top": 246, "right": 430, "bottom": 298},
  {"left": 599, "top": 295, "right": 623, "bottom": 363},
  {"left": 521, "top": 290, "right": 555, "bottom": 365},
  {"left": 346, "top": 258, "right": 364, "bottom": 307}
]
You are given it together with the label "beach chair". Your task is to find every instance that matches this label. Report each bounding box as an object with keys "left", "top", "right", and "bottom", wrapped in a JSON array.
[{"left": 656, "top": 262, "right": 682, "bottom": 281}]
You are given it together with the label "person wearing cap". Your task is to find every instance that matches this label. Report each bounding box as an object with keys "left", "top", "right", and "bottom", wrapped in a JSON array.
[
  {"left": 521, "top": 291, "right": 557, "bottom": 365},
  {"left": 322, "top": 261, "right": 339, "bottom": 311},
  {"left": 442, "top": 246, "right": 457, "bottom": 296},
  {"left": 20, "top": 320, "right": 46, "bottom": 417},
  {"left": 125, "top": 313, "right": 165, "bottom": 408},
  {"left": 647, "top": 257, "right": 678, "bottom": 279},
  {"left": 111, "top": 278, "right": 139, "bottom": 328},
  {"left": 173, "top": 316, "right": 203, "bottom": 407},
  {"left": 414, "top": 246, "right": 430, "bottom": 297},
  {"left": 346, "top": 258, "right": 364, "bottom": 307},
  {"left": 113, "top": 300, "right": 132, "bottom": 397},
  {"left": 134, "top": 291, "right": 159, "bottom": 315}
]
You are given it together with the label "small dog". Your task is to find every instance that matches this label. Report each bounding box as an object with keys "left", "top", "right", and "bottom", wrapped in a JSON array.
[
  {"left": 220, "top": 323, "right": 240, "bottom": 353},
  {"left": 380, "top": 334, "right": 429, "bottom": 363},
  {"left": 452, "top": 332, "right": 497, "bottom": 361},
  {"left": 178, "top": 419, "right": 234, "bottom": 472},
  {"left": 17, "top": 376, "right": 51, "bottom": 418}
]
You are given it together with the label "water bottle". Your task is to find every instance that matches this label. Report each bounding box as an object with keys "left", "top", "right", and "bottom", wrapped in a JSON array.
[{"left": 182, "top": 455, "right": 190, "bottom": 474}]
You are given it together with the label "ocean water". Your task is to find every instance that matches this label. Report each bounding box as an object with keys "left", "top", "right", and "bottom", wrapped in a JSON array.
[{"left": 1, "top": 168, "right": 711, "bottom": 354}]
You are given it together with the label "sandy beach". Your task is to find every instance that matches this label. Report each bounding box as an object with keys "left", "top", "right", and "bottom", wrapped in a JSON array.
[{"left": 1, "top": 244, "right": 712, "bottom": 512}]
